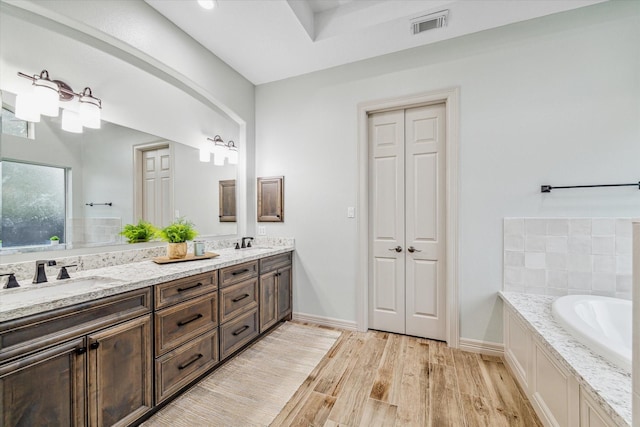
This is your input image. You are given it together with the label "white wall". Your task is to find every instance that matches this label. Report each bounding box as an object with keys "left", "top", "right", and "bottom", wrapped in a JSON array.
[{"left": 255, "top": 1, "right": 640, "bottom": 343}]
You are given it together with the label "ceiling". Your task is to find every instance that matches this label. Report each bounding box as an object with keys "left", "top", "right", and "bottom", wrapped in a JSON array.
[{"left": 146, "top": 0, "right": 606, "bottom": 85}]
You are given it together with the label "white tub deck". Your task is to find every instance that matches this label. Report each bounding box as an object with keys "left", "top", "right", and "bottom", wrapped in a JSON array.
[{"left": 500, "top": 291, "right": 631, "bottom": 426}]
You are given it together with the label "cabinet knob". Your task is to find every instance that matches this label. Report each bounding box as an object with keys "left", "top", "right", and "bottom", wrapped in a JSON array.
[
  {"left": 76, "top": 347, "right": 87, "bottom": 355},
  {"left": 89, "top": 342, "right": 100, "bottom": 350}
]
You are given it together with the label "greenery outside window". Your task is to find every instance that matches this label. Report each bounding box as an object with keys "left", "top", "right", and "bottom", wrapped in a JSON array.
[
  {"left": 1, "top": 106, "right": 33, "bottom": 139},
  {"left": 1, "top": 160, "right": 66, "bottom": 247}
]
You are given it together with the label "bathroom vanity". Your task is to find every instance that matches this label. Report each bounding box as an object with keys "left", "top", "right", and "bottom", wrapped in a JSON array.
[{"left": 0, "top": 246, "right": 293, "bottom": 426}]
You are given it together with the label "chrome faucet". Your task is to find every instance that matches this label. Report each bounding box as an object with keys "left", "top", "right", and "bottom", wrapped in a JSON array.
[
  {"left": 33, "top": 260, "right": 57, "bottom": 284},
  {"left": 241, "top": 237, "right": 254, "bottom": 248}
]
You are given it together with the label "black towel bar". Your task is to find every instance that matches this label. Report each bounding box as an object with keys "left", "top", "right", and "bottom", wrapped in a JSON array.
[
  {"left": 85, "top": 202, "right": 113, "bottom": 206},
  {"left": 541, "top": 182, "right": 640, "bottom": 193}
]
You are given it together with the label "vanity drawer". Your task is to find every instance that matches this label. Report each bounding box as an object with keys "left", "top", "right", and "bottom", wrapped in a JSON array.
[
  {"left": 155, "top": 328, "right": 219, "bottom": 403},
  {"left": 219, "top": 278, "right": 259, "bottom": 324},
  {"left": 154, "top": 272, "right": 217, "bottom": 310},
  {"left": 219, "top": 261, "right": 258, "bottom": 288},
  {"left": 155, "top": 293, "right": 218, "bottom": 356},
  {"left": 0, "top": 288, "right": 151, "bottom": 363},
  {"left": 220, "top": 309, "right": 259, "bottom": 360},
  {"left": 260, "top": 252, "right": 292, "bottom": 274}
]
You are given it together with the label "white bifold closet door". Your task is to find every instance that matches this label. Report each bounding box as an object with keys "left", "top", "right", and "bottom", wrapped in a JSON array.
[
  {"left": 142, "top": 146, "right": 172, "bottom": 228},
  {"left": 368, "top": 104, "right": 446, "bottom": 340}
]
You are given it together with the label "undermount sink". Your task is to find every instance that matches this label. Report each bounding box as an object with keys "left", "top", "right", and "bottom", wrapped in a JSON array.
[
  {"left": 1, "top": 276, "right": 123, "bottom": 299},
  {"left": 236, "top": 246, "right": 273, "bottom": 251}
]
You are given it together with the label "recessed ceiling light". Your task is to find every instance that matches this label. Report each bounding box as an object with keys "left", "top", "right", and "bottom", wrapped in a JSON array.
[{"left": 197, "top": 0, "right": 216, "bottom": 10}]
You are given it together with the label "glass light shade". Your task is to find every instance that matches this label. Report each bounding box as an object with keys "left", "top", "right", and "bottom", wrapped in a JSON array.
[
  {"left": 34, "top": 78, "right": 59, "bottom": 117},
  {"left": 199, "top": 147, "right": 210, "bottom": 162},
  {"left": 198, "top": 0, "right": 215, "bottom": 9},
  {"left": 227, "top": 148, "right": 238, "bottom": 165},
  {"left": 61, "top": 109, "right": 83, "bottom": 133},
  {"left": 213, "top": 153, "right": 225, "bottom": 166},
  {"left": 79, "top": 97, "right": 101, "bottom": 129},
  {"left": 15, "top": 91, "right": 41, "bottom": 122}
]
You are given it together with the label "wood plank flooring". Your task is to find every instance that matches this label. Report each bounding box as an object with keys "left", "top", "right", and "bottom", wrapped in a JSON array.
[{"left": 273, "top": 324, "right": 542, "bottom": 427}]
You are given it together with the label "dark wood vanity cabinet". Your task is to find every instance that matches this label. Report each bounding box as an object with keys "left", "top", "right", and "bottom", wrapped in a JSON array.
[
  {"left": 218, "top": 261, "right": 260, "bottom": 359},
  {"left": 259, "top": 253, "right": 293, "bottom": 332},
  {"left": 0, "top": 251, "right": 293, "bottom": 426},
  {"left": 88, "top": 315, "right": 153, "bottom": 427},
  {"left": 153, "top": 271, "right": 219, "bottom": 404},
  {"left": 0, "top": 288, "right": 153, "bottom": 427},
  {"left": 0, "top": 337, "right": 87, "bottom": 427}
]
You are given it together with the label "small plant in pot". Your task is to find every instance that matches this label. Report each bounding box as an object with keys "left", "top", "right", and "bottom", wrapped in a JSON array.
[
  {"left": 120, "top": 220, "right": 158, "bottom": 243},
  {"left": 159, "top": 218, "right": 198, "bottom": 259},
  {"left": 49, "top": 236, "right": 60, "bottom": 245}
]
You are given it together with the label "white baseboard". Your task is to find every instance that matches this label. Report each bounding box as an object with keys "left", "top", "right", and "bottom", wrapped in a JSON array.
[
  {"left": 458, "top": 338, "right": 504, "bottom": 357},
  {"left": 292, "top": 312, "right": 358, "bottom": 331}
]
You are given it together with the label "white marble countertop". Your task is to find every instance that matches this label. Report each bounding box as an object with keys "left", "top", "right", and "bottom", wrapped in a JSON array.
[
  {"left": 0, "top": 245, "right": 294, "bottom": 323},
  {"left": 499, "top": 291, "right": 630, "bottom": 426}
]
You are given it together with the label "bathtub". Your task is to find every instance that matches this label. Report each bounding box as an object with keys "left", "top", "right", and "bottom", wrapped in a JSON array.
[{"left": 552, "top": 295, "right": 631, "bottom": 372}]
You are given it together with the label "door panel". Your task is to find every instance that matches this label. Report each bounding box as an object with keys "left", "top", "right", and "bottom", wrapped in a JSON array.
[
  {"left": 405, "top": 104, "right": 446, "bottom": 340},
  {"left": 368, "top": 110, "right": 405, "bottom": 334},
  {"left": 142, "top": 146, "right": 172, "bottom": 228}
]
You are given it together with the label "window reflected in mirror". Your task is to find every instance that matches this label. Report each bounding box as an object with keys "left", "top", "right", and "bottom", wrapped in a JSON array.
[{"left": 1, "top": 160, "right": 66, "bottom": 248}]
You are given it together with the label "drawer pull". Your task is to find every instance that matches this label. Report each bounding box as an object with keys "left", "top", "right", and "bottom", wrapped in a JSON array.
[
  {"left": 177, "top": 283, "right": 203, "bottom": 292},
  {"left": 177, "top": 313, "right": 203, "bottom": 326},
  {"left": 90, "top": 342, "right": 100, "bottom": 350},
  {"left": 178, "top": 353, "right": 204, "bottom": 370},
  {"left": 231, "top": 268, "right": 250, "bottom": 276},
  {"left": 232, "top": 325, "right": 250, "bottom": 336},
  {"left": 232, "top": 293, "right": 250, "bottom": 303},
  {"left": 76, "top": 347, "right": 87, "bottom": 355}
]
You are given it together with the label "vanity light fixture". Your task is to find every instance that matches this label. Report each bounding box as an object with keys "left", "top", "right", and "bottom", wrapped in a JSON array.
[
  {"left": 202, "top": 135, "right": 238, "bottom": 165},
  {"left": 15, "top": 69, "right": 102, "bottom": 133}
]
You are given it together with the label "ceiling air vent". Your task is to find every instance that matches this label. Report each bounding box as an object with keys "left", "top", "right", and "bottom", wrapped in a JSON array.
[{"left": 411, "top": 10, "right": 449, "bottom": 35}]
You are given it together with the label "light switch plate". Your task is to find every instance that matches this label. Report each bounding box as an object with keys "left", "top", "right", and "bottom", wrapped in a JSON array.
[
  {"left": 258, "top": 226, "right": 266, "bottom": 236},
  {"left": 347, "top": 207, "right": 355, "bottom": 218}
]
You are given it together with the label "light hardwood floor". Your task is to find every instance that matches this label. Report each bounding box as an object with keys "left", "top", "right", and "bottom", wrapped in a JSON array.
[{"left": 272, "top": 324, "right": 542, "bottom": 427}]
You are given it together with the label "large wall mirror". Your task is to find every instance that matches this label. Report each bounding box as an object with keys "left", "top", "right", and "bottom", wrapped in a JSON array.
[{"left": 0, "top": 3, "right": 245, "bottom": 260}]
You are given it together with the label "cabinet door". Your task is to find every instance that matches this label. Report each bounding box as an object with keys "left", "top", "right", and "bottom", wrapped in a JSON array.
[
  {"left": 0, "top": 337, "right": 86, "bottom": 427},
  {"left": 277, "top": 265, "right": 292, "bottom": 320},
  {"left": 260, "top": 272, "right": 277, "bottom": 332},
  {"left": 87, "top": 315, "right": 152, "bottom": 427}
]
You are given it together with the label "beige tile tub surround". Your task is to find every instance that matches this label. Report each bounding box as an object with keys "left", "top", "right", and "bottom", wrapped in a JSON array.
[{"left": 504, "top": 218, "right": 633, "bottom": 298}]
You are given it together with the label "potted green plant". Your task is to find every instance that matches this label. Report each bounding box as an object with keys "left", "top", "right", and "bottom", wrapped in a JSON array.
[
  {"left": 49, "top": 236, "right": 60, "bottom": 245},
  {"left": 158, "top": 217, "right": 198, "bottom": 259},
  {"left": 119, "top": 220, "right": 158, "bottom": 243}
]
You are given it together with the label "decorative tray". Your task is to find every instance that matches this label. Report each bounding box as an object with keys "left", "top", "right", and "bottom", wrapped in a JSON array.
[{"left": 152, "top": 252, "right": 220, "bottom": 264}]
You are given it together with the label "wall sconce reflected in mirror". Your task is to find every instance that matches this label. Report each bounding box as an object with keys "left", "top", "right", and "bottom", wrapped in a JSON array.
[
  {"left": 200, "top": 135, "right": 238, "bottom": 166},
  {"left": 15, "top": 69, "right": 102, "bottom": 133}
]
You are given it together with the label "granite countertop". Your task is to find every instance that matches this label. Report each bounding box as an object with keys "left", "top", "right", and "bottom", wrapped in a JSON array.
[
  {"left": 499, "top": 291, "right": 630, "bottom": 426},
  {"left": 0, "top": 245, "right": 294, "bottom": 323}
]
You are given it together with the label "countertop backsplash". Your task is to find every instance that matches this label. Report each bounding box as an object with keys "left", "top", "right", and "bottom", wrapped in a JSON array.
[{"left": 0, "top": 237, "right": 295, "bottom": 283}]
